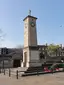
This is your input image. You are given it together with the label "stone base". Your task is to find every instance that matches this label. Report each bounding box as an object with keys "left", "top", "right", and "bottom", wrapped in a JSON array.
[
  {"left": 21, "top": 62, "right": 29, "bottom": 67},
  {"left": 21, "top": 62, "right": 24, "bottom": 67},
  {"left": 24, "top": 66, "right": 43, "bottom": 73},
  {"left": 29, "top": 62, "right": 42, "bottom": 67},
  {"left": 21, "top": 61, "right": 42, "bottom": 67}
]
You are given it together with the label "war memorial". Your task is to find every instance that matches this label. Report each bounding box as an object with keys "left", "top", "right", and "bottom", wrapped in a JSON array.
[
  {"left": 21, "top": 10, "right": 47, "bottom": 67},
  {"left": 20, "top": 10, "right": 64, "bottom": 74}
]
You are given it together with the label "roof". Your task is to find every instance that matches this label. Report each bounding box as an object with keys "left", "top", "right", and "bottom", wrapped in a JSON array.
[{"left": 23, "top": 15, "right": 37, "bottom": 21}]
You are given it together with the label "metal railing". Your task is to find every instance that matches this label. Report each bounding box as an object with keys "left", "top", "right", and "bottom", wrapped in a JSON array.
[{"left": 0, "top": 63, "right": 64, "bottom": 79}]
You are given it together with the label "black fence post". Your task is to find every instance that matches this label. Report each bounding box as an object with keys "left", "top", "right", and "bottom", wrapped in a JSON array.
[
  {"left": 4, "top": 69, "right": 5, "bottom": 75},
  {"left": 37, "top": 69, "right": 39, "bottom": 76},
  {"left": 0, "top": 67, "right": 1, "bottom": 73},
  {"left": 9, "top": 68, "right": 11, "bottom": 77},
  {"left": 52, "top": 68, "right": 53, "bottom": 74},
  {"left": 16, "top": 70, "right": 18, "bottom": 79}
]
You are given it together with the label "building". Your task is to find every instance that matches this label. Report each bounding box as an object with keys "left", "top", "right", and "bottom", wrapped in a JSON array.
[
  {"left": 0, "top": 47, "right": 23, "bottom": 68},
  {"left": 0, "top": 47, "right": 8, "bottom": 55}
]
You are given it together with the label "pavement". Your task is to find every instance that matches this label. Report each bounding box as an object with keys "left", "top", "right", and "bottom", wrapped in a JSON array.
[{"left": 0, "top": 72, "right": 64, "bottom": 85}]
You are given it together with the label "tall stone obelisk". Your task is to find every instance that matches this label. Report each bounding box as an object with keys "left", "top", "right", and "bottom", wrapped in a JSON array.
[{"left": 21, "top": 10, "right": 41, "bottom": 67}]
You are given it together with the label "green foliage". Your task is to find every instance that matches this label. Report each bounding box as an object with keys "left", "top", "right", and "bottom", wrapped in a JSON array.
[{"left": 47, "top": 44, "right": 60, "bottom": 52}]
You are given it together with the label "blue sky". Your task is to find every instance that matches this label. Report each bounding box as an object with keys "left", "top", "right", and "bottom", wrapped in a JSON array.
[{"left": 0, "top": 0, "right": 64, "bottom": 47}]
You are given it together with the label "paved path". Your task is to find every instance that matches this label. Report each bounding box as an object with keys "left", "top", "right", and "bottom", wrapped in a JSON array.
[{"left": 0, "top": 72, "right": 64, "bottom": 85}]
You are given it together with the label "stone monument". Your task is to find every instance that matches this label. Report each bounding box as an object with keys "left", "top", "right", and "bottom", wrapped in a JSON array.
[{"left": 21, "top": 10, "right": 41, "bottom": 67}]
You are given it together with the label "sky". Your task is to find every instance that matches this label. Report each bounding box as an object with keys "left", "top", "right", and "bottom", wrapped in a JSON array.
[{"left": 0, "top": 0, "right": 64, "bottom": 48}]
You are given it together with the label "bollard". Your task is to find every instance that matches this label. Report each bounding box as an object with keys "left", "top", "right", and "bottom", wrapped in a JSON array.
[
  {"left": 0, "top": 68, "right": 1, "bottom": 73},
  {"left": 52, "top": 69, "right": 53, "bottom": 74},
  {"left": 4, "top": 69, "right": 5, "bottom": 75},
  {"left": 37, "top": 69, "right": 39, "bottom": 76},
  {"left": 9, "top": 68, "right": 11, "bottom": 77},
  {"left": 16, "top": 70, "right": 18, "bottom": 79}
]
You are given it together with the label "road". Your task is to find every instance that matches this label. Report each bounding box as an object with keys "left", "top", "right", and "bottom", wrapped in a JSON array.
[{"left": 0, "top": 72, "right": 64, "bottom": 85}]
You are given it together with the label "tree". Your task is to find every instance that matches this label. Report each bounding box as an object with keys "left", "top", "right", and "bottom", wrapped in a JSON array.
[
  {"left": 16, "top": 45, "right": 23, "bottom": 48},
  {"left": 47, "top": 44, "right": 60, "bottom": 56}
]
